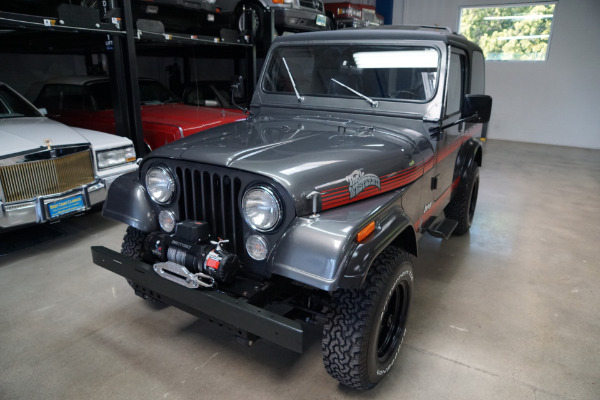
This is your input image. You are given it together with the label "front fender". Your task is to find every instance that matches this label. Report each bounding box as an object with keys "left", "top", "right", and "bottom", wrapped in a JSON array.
[
  {"left": 271, "top": 189, "right": 415, "bottom": 291},
  {"left": 102, "top": 172, "right": 158, "bottom": 232}
]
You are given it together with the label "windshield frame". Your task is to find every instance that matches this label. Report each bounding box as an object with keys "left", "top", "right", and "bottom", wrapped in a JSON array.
[{"left": 256, "top": 40, "right": 448, "bottom": 121}]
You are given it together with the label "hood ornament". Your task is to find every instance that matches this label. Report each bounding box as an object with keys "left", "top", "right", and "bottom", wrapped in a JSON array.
[{"left": 43, "top": 139, "right": 57, "bottom": 158}]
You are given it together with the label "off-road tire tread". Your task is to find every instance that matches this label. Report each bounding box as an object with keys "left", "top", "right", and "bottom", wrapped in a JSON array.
[
  {"left": 446, "top": 165, "right": 479, "bottom": 235},
  {"left": 121, "top": 226, "right": 145, "bottom": 259},
  {"left": 322, "top": 246, "right": 411, "bottom": 390}
]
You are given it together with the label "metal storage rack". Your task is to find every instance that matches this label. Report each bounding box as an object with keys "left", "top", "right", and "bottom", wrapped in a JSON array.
[{"left": 0, "top": 1, "right": 266, "bottom": 156}]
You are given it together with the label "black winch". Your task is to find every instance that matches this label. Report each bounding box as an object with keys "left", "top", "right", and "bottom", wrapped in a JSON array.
[{"left": 144, "top": 220, "right": 240, "bottom": 288}]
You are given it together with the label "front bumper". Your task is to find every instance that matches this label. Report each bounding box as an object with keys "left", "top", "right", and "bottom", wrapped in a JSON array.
[
  {"left": 91, "top": 246, "right": 305, "bottom": 353},
  {"left": 1, "top": 174, "right": 116, "bottom": 230},
  {"left": 273, "top": 7, "right": 328, "bottom": 32}
]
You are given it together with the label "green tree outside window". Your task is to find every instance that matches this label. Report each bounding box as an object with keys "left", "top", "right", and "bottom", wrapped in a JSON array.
[{"left": 459, "top": 3, "right": 556, "bottom": 61}]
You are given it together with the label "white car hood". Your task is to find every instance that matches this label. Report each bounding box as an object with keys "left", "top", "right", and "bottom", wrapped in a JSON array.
[{"left": 0, "top": 117, "right": 92, "bottom": 156}]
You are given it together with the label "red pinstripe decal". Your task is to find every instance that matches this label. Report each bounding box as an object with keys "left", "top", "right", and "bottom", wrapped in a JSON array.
[{"left": 320, "top": 125, "right": 480, "bottom": 211}]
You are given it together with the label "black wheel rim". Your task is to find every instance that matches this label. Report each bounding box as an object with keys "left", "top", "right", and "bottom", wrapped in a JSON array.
[
  {"left": 468, "top": 177, "right": 479, "bottom": 223},
  {"left": 377, "top": 280, "right": 409, "bottom": 362}
]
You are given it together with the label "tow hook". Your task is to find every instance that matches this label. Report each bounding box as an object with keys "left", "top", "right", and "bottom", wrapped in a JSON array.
[{"left": 153, "top": 261, "right": 215, "bottom": 289}]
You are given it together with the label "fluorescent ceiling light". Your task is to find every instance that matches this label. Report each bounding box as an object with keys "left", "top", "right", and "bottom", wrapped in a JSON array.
[{"left": 353, "top": 49, "right": 438, "bottom": 69}]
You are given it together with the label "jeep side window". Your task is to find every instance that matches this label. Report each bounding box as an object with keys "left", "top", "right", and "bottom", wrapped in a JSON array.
[
  {"left": 445, "top": 52, "right": 466, "bottom": 116},
  {"left": 470, "top": 51, "right": 485, "bottom": 94}
]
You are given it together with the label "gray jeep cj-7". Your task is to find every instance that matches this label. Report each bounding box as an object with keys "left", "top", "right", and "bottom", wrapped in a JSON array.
[{"left": 92, "top": 25, "right": 492, "bottom": 390}]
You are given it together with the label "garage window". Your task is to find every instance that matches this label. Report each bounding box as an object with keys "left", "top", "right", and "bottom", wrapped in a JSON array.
[{"left": 458, "top": 3, "right": 556, "bottom": 61}]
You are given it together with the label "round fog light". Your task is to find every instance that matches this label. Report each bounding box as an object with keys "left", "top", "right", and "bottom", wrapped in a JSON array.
[
  {"left": 159, "top": 210, "right": 176, "bottom": 232},
  {"left": 246, "top": 235, "right": 268, "bottom": 261}
]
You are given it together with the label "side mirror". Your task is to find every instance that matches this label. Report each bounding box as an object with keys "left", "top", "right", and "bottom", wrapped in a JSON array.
[
  {"left": 461, "top": 94, "right": 492, "bottom": 123},
  {"left": 231, "top": 75, "right": 243, "bottom": 93}
]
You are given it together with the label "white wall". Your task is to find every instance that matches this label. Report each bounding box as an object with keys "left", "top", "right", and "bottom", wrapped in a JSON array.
[{"left": 399, "top": 0, "right": 600, "bottom": 149}]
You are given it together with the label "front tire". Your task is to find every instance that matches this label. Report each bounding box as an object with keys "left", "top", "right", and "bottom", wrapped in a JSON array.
[
  {"left": 121, "top": 226, "right": 167, "bottom": 306},
  {"left": 121, "top": 226, "right": 146, "bottom": 259},
  {"left": 322, "top": 247, "right": 413, "bottom": 390}
]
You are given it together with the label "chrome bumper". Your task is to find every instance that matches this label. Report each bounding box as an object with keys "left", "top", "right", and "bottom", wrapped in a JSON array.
[
  {"left": 0, "top": 175, "right": 116, "bottom": 229},
  {"left": 274, "top": 7, "right": 328, "bottom": 32}
]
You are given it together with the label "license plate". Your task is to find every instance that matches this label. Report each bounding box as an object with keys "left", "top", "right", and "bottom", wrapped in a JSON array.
[
  {"left": 47, "top": 195, "right": 85, "bottom": 218},
  {"left": 316, "top": 14, "right": 327, "bottom": 27}
]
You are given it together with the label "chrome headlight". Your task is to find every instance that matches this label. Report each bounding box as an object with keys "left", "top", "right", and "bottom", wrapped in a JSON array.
[
  {"left": 242, "top": 186, "right": 282, "bottom": 232},
  {"left": 96, "top": 146, "right": 136, "bottom": 169},
  {"left": 146, "top": 166, "right": 175, "bottom": 204}
]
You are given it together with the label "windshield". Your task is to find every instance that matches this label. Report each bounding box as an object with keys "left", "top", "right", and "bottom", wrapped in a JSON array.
[
  {"left": 183, "top": 82, "right": 232, "bottom": 107},
  {"left": 138, "top": 80, "right": 180, "bottom": 105},
  {"left": 263, "top": 45, "right": 440, "bottom": 103},
  {"left": 0, "top": 85, "right": 41, "bottom": 119}
]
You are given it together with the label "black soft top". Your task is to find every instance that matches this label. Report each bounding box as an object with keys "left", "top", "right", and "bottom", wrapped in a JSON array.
[{"left": 273, "top": 25, "right": 483, "bottom": 54}]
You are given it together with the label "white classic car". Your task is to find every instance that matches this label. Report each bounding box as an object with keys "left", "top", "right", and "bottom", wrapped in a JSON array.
[{"left": 0, "top": 82, "right": 138, "bottom": 230}]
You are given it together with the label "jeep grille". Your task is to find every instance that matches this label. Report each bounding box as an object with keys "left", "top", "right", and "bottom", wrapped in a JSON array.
[
  {"left": 174, "top": 166, "right": 244, "bottom": 255},
  {"left": 0, "top": 150, "right": 94, "bottom": 203}
]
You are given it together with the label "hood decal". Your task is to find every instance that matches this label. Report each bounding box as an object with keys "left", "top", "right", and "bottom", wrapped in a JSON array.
[
  {"left": 320, "top": 160, "right": 427, "bottom": 210},
  {"left": 346, "top": 170, "right": 381, "bottom": 199}
]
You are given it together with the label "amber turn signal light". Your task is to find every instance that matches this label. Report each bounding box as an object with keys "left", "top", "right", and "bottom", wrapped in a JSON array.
[{"left": 357, "top": 221, "right": 376, "bottom": 243}]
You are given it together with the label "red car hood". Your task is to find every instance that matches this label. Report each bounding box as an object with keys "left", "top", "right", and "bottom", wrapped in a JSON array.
[{"left": 140, "top": 104, "right": 245, "bottom": 133}]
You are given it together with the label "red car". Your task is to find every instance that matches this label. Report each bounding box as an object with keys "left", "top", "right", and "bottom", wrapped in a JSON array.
[
  {"left": 32, "top": 76, "right": 245, "bottom": 151},
  {"left": 324, "top": 0, "right": 384, "bottom": 29}
]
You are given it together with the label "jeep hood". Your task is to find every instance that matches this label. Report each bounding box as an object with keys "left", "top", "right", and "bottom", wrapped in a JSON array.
[{"left": 149, "top": 116, "right": 428, "bottom": 214}]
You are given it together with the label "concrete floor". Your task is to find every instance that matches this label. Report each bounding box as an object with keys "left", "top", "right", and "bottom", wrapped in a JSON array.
[{"left": 1, "top": 139, "right": 599, "bottom": 400}]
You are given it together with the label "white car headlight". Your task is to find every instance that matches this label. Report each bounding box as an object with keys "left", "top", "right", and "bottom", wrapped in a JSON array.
[
  {"left": 242, "top": 186, "right": 282, "bottom": 232},
  {"left": 146, "top": 166, "right": 176, "bottom": 204},
  {"left": 96, "top": 146, "right": 136, "bottom": 169}
]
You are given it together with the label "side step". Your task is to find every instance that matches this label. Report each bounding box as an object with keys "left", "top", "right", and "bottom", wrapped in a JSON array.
[{"left": 427, "top": 217, "right": 458, "bottom": 239}]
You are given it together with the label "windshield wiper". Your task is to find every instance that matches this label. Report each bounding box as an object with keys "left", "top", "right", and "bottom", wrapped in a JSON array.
[
  {"left": 330, "top": 78, "right": 378, "bottom": 108},
  {"left": 282, "top": 57, "right": 304, "bottom": 103}
]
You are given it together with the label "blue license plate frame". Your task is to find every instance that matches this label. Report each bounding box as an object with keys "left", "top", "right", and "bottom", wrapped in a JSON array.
[{"left": 47, "top": 194, "right": 85, "bottom": 218}]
